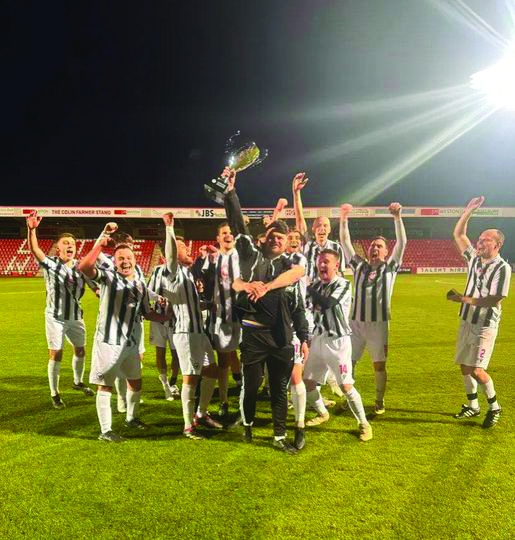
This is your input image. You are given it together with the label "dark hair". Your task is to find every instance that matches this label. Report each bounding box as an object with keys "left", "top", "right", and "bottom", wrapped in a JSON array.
[
  {"left": 113, "top": 232, "right": 134, "bottom": 246},
  {"left": 175, "top": 235, "right": 185, "bottom": 243},
  {"left": 114, "top": 243, "right": 133, "bottom": 255},
  {"left": 217, "top": 221, "right": 230, "bottom": 235},
  {"left": 265, "top": 219, "right": 289, "bottom": 236},
  {"left": 319, "top": 248, "right": 340, "bottom": 259},
  {"left": 288, "top": 228, "right": 302, "bottom": 236},
  {"left": 57, "top": 232, "right": 76, "bottom": 242},
  {"left": 371, "top": 236, "right": 387, "bottom": 245}
]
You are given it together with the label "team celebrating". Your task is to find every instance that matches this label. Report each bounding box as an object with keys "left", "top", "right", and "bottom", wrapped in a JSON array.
[{"left": 26, "top": 172, "right": 510, "bottom": 453}]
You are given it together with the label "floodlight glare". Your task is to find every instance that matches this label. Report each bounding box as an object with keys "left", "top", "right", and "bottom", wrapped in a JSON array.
[{"left": 470, "top": 46, "right": 515, "bottom": 110}]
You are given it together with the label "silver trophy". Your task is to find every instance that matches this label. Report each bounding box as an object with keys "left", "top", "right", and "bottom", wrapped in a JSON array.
[{"left": 204, "top": 131, "right": 268, "bottom": 205}]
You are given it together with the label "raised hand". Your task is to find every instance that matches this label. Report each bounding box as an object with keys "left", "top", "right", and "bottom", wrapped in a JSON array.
[
  {"left": 340, "top": 204, "right": 353, "bottom": 219},
  {"left": 388, "top": 202, "right": 402, "bottom": 217},
  {"left": 162, "top": 212, "right": 174, "bottom": 227},
  {"left": 222, "top": 167, "right": 237, "bottom": 191},
  {"left": 465, "top": 196, "right": 485, "bottom": 213},
  {"left": 276, "top": 198, "right": 288, "bottom": 211},
  {"left": 292, "top": 172, "right": 308, "bottom": 193},
  {"left": 198, "top": 245, "right": 208, "bottom": 258},
  {"left": 26, "top": 210, "right": 42, "bottom": 230},
  {"left": 207, "top": 245, "right": 219, "bottom": 263},
  {"left": 103, "top": 222, "right": 118, "bottom": 235}
]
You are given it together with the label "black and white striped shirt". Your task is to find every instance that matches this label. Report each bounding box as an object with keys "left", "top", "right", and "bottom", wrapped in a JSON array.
[
  {"left": 40, "top": 256, "right": 85, "bottom": 321},
  {"left": 209, "top": 250, "right": 241, "bottom": 325},
  {"left": 147, "top": 263, "right": 172, "bottom": 325},
  {"left": 349, "top": 251, "right": 402, "bottom": 323},
  {"left": 309, "top": 276, "right": 352, "bottom": 337},
  {"left": 92, "top": 267, "right": 151, "bottom": 346},
  {"left": 460, "top": 246, "right": 511, "bottom": 328},
  {"left": 303, "top": 236, "right": 345, "bottom": 282}
]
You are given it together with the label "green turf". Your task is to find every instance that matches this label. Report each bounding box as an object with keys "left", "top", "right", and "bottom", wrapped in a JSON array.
[{"left": 1, "top": 275, "right": 514, "bottom": 539}]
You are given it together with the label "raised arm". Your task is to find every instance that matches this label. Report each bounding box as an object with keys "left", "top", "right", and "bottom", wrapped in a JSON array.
[
  {"left": 26, "top": 211, "right": 46, "bottom": 263},
  {"left": 162, "top": 212, "right": 178, "bottom": 279},
  {"left": 454, "top": 196, "right": 484, "bottom": 254},
  {"left": 389, "top": 202, "right": 407, "bottom": 262},
  {"left": 292, "top": 172, "right": 308, "bottom": 236},
  {"left": 339, "top": 204, "right": 356, "bottom": 262},
  {"left": 223, "top": 168, "right": 250, "bottom": 237},
  {"left": 78, "top": 235, "right": 109, "bottom": 279}
]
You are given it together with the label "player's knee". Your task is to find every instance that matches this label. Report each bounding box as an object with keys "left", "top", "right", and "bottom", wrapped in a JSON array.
[
  {"left": 127, "top": 379, "right": 142, "bottom": 392},
  {"left": 74, "top": 347, "right": 85, "bottom": 358},
  {"left": 49, "top": 349, "right": 63, "bottom": 361},
  {"left": 304, "top": 379, "right": 317, "bottom": 392},
  {"left": 373, "top": 361, "right": 386, "bottom": 372},
  {"left": 342, "top": 384, "right": 354, "bottom": 395},
  {"left": 98, "top": 385, "right": 113, "bottom": 393}
]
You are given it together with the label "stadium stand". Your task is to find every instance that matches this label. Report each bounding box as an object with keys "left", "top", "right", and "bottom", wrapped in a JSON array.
[{"left": 0, "top": 237, "right": 467, "bottom": 276}]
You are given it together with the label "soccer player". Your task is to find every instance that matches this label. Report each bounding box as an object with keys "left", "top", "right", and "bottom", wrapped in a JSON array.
[
  {"left": 339, "top": 202, "right": 407, "bottom": 414},
  {"left": 162, "top": 213, "right": 221, "bottom": 440},
  {"left": 223, "top": 168, "right": 308, "bottom": 454},
  {"left": 303, "top": 249, "right": 372, "bottom": 442},
  {"left": 147, "top": 259, "right": 181, "bottom": 401},
  {"left": 199, "top": 223, "right": 242, "bottom": 418},
  {"left": 26, "top": 211, "right": 94, "bottom": 409},
  {"left": 447, "top": 196, "right": 510, "bottom": 428},
  {"left": 78, "top": 230, "right": 168, "bottom": 442}
]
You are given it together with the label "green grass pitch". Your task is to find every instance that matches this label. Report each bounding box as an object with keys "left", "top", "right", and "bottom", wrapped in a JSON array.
[{"left": 1, "top": 275, "right": 514, "bottom": 539}]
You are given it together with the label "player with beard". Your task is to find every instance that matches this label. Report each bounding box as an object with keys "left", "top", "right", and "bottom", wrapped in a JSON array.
[
  {"left": 78, "top": 231, "right": 169, "bottom": 442},
  {"left": 161, "top": 213, "right": 221, "bottom": 440},
  {"left": 339, "top": 202, "right": 406, "bottom": 414},
  {"left": 27, "top": 211, "right": 94, "bottom": 409},
  {"left": 197, "top": 223, "right": 242, "bottom": 418},
  {"left": 447, "top": 196, "right": 510, "bottom": 428},
  {"left": 222, "top": 168, "right": 308, "bottom": 454}
]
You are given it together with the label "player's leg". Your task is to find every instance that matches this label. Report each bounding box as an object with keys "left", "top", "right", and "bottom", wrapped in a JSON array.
[
  {"left": 90, "top": 339, "right": 125, "bottom": 442},
  {"left": 304, "top": 337, "right": 330, "bottom": 425},
  {"left": 290, "top": 338, "right": 307, "bottom": 449},
  {"left": 267, "top": 351, "right": 296, "bottom": 454},
  {"left": 114, "top": 377, "right": 127, "bottom": 413},
  {"left": 368, "top": 322, "right": 389, "bottom": 414},
  {"left": 217, "top": 351, "right": 231, "bottom": 416},
  {"left": 229, "top": 349, "right": 242, "bottom": 388},
  {"left": 150, "top": 321, "right": 173, "bottom": 400},
  {"left": 120, "top": 342, "right": 146, "bottom": 429},
  {"left": 168, "top": 346, "right": 181, "bottom": 398},
  {"left": 45, "top": 316, "right": 66, "bottom": 408},
  {"left": 239, "top": 360, "right": 264, "bottom": 442},
  {"left": 330, "top": 336, "right": 372, "bottom": 442},
  {"left": 194, "top": 336, "right": 221, "bottom": 428},
  {"left": 66, "top": 319, "right": 94, "bottom": 396}
]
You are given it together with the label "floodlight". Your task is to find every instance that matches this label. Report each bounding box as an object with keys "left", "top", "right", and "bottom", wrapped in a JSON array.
[{"left": 470, "top": 47, "right": 515, "bottom": 110}]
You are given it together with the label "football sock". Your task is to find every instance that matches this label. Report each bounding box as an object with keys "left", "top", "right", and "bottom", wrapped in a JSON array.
[
  {"left": 291, "top": 381, "right": 307, "bottom": 428},
  {"left": 462, "top": 374, "right": 479, "bottom": 409},
  {"left": 181, "top": 383, "right": 196, "bottom": 430},
  {"left": 218, "top": 367, "right": 229, "bottom": 404},
  {"left": 307, "top": 388, "right": 328, "bottom": 416},
  {"left": 169, "top": 375, "right": 178, "bottom": 386},
  {"left": 126, "top": 388, "right": 141, "bottom": 422},
  {"left": 48, "top": 359, "right": 61, "bottom": 396},
  {"left": 374, "top": 369, "right": 387, "bottom": 404},
  {"left": 345, "top": 386, "right": 368, "bottom": 426},
  {"left": 115, "top": 377, "right": 127, "bottom": 402},
  {"left": 198, "top": 377, "right": 217, "bottom": 416},
  {"left": 479, "top": 378, "right": 499, "bottom": 410},
  {"left": 158, "top": 372, "right": 168, "bottom": 388},
  {"left": 72, "top": 355, "right": 85, "bottom": 385},
  {"left": 96, "top": 390, "right": 112, "bottom": 433}
]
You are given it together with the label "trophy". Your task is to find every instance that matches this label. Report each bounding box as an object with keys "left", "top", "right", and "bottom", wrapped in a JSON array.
[{"left": 204, "top": 131, "right": 268, "bottom": 205}]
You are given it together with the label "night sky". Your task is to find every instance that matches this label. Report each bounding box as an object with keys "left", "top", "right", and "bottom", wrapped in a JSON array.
[{"left": 2, "top": 0, "right": 515, "bottom": 208}]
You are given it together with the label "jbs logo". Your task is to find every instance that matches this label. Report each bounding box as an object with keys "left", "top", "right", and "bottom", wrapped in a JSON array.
[{"left": 196, "top": 209, "right": 215, "bottom": 217}]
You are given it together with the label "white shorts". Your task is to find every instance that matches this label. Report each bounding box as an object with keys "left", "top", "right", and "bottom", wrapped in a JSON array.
[
  {"left": 350, "top": 320, "right": 389, "bottom": 364},
  {"left": 89, "top": 337, "right": 141, "bottom": 386},
  {"left": 138, "top": 320, "right": 145, "bottom": 355},
  {"left": 172, "top": 332, "right": 215, "bottom": 376},
  {"left": 149, "top": 321, "right": 172, "bottom": 348},
  {"left": 45, "top": 315, "right": 86, "bottom": 350},
  {"left": 212, "top": 321, "right": 241, "bottom": 352},
  {"left": 455, "top": 320, "right": 498, "bottom": 369},
  {"left": 303, "top": 334, "right": 354, "bottom": 386},
  {"left": 292, "top": 335, "right": 304, "bottom": 366}
]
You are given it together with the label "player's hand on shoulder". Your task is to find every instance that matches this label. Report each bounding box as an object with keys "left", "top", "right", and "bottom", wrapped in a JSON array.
[
  {"left": 389, "top": 202, "right": 402, "bottom": 217},
  {"left": 26, "top": 211, "right": 42, "bottom": 229}
]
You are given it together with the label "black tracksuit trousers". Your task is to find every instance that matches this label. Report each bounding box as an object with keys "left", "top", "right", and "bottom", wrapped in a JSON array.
[{"left": 239, "top": 327, "right": 294, "bottom": 437}]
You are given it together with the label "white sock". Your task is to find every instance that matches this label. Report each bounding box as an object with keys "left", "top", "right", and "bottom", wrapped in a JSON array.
[
  {"left": 115, "top": 377, "right": 127, "bottom": 402},
  {"left": 72, "top": 355, "right": 85, "bottom": 385},
  {"left": 181, "top": 383, "right": 196, "bottom": 430},
  {"left": 158, "top": 372, "right": 168, "bottom": 388},
  {"left": 374, "top": 368, "right": 387, "bottom": 404},
  {"left": 345, "top": 386, "right": 368, "bottom": 425},
  {"left": 126, "top": 388, "right": 140, "bottom": 422},
  {"left": 198, "top": 377, "right": 217, "bottom": 416},
  {"left": 96, "top": 390, "right": 112, "bottom": 433},
  {"left": 462, "top": 374, "right": 479, "bottom": 409},
  {"left": 479, "top": 378, "right": 499, "bottom": 410},
  {"left": 307, "top": 388, "right": 328, "bottom": 416},
  {"left": 291, "top": 382, "right": 307, "bottom": 428},
  {"left": 219, "top": 367, "right": 229, "bottom": 404},
  {"left": 48, "top": 360, "right": 61, "bottom": 396}
]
